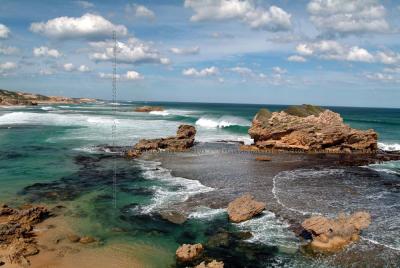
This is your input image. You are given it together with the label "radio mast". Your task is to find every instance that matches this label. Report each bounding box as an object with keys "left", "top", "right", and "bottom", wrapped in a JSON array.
[{"left": 112, "top": 30, "right": 117, "bottom": 209}]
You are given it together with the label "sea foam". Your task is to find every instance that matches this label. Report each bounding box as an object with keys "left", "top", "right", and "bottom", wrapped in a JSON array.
[
  {"left": 236, "top": 211, "right": 300, "bottom": 249},
  {"left": 137, "top": 160, "right": 214, "bottom": 214},
  {"left": 378, "top": 142, "right": 400, "bottom": 152}
]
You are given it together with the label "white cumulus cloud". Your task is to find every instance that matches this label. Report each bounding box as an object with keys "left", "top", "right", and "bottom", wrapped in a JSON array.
[
  {"left": 75, "top": 1, "right": 94, "bottom": 8},
  {"left": 376, "top": 51, "right": 400, "bottom": 65},
  {"left": 125, "top": 4, "right": 155, "bottom": 20},
  {"left": 33, "top": 46, "right": 62, "bottom": 58},
  {"left": 170, "top": 46, "right": 200, "bottom": 55},
  {"left": 0, "top": 24, "right": 10, "bottom": 39},
  {"left": 184, "top": 0, "right": 291, "bottom": 31},
  {"left": 0, "top": 45, "right": 18, "bottom": 55},
  {"left": 0, "top": 61, "right": 17, "bottom": 75},
  {"left": 63, "top": 63, "right": 91, "bottom": 72},
  {"left": 63, "top": 63, "right": 75, "bottom": 72},
  {"left": 307, "top": 0, "right": 390, "bottom": 35},
  {"left": 287, "top": 55, "right": 307, "bottom": 62},
  {"left": 30, "top": 13, "right": 128, "bottom": 40},
  {"left": 98, "top": 70, "right": 143, "bottom": 80},
  {"left": 296, "top": 40, "right": 374, "bottom": 62},
  {"left": 182, "top": 66, "right": 219, "bottom": 77},
  {"left": 78, "top": 65, "right": 90, "bottom": 72},
  {"left": 89, "top": 37, "right": 169, "bottom": 65},
  {"left": 230, "top": 66, "right": 253, "bottom": 75}
]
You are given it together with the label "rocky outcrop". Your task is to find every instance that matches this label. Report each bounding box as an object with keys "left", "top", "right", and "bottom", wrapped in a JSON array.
[
  {"left": 0, "top": 204, "right": 50, "bottom": 265},
  {"left": 301, "top": 211, "right": 371, "bottom": 252},
  {"left": 227, "top": 194, "right": 266, "bottom": 223},
  {"left": 126, "top": 125, "right": 196, "bottom": 158},
  {"left": 248, "top": 104, "right": 377, "bottom": 153},
  {"left": 159, "top": 210, "right": 187, "bottom": 225},
  {"left": 0, "top": 89, "right": 96, "bottom": 106},
  {"left": 176, "top": 243, "right": 204, "bottom": 262},
  {"left": 134, "top": 106, "right": 164, "bottom": 112},
  {"left": 195, "top": 260, "right": 224, "bottom": 268}
]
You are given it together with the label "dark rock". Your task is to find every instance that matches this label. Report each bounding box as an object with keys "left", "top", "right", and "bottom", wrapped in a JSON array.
[{"left": 127, "top": 125, "right": 196, "bottom": 158}]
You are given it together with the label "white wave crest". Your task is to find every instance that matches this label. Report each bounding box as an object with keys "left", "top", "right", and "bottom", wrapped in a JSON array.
[
  {"left": 378, "top": 142, "right": 400, "bottom": 152},
  {"left": 367, "top": 161, "right": 400, "bottom": 175},
  {"left": 195, "top": 116, "right": 250, "bottom": 129},
  {"left": 188, "top": 207, "right": 226, "bottom": 220},
  {"left": 40, "top": 106, "right": 56, "bottom": 111},
  {"left": 149, "top": 111, "right": 170, "bottom": 116},
  {"left": 236, "top": 211, "right": 300, "bottom": 249},
  {"left": 137, "top": 160, "right": 214, "bottom": 214}
]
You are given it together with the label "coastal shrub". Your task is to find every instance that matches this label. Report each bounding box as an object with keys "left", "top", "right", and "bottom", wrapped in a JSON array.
[{"left": 284, "top": 104, "right": 325, "bottom": 117}]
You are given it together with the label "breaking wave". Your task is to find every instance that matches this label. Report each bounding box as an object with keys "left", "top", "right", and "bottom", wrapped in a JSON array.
[{"left": 195, "top": 116, "right": 250, "bottom": 129}]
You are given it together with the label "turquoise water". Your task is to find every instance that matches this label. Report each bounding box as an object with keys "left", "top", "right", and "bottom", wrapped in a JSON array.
[{"left": 0, "top": 102, "right": 399, "bottom": 267}]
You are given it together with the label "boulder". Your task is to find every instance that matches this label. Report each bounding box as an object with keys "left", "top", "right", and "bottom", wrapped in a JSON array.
[
  {"left": 159, "top": 210, "right": 187, "bottom": 224},
  {"left": 176, "top": 243, "right": 204, "bottom": 262},
  {"left": 126, "top": 125, "right": 196, "bottom": 158},
  {"left": 67, "top": 234, "right": 81, "bottom": 243},
  {"left": 227, "top": 194, "right": 266, "bottom": 223},
  {"left": 79, "top": 236, "right": 96, "bottom": 244},
  {"left": 134, "top": 106, "right": 164, "bottom": 112},
  {"left": 195, "top": 260, "right": 224, "bottom": 268},
  {"left": 248, "top": 105, "right": 377, "bottom": 153},
  {"left": 301, "top": 211, "right": 371, "bottom": 252}
]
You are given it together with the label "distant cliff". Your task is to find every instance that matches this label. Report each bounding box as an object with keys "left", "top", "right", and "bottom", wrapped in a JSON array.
[{"left": 0, "top": 89, "right": 96, "bottom": 106}]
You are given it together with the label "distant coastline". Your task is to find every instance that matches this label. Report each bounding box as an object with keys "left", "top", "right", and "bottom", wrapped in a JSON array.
[{"left": 0, "top": 89, "right": 97, "bottom": 106}]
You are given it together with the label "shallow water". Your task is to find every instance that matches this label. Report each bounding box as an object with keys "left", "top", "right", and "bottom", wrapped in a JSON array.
[{"left": 0, "top": 102, "right": 400, "bottom": 267}]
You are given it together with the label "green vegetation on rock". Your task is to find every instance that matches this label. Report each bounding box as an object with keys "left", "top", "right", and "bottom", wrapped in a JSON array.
[
  {"left": 254, "top": 108, "right": 272, "bottom": 127},
  {"left": 284, "top": 104, "right": 325, "bottom": 117}
]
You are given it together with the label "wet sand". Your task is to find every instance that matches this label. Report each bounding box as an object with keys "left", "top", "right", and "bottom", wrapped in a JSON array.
[{"left": 1, "top": 211, "right": 170, "bottom": 268}]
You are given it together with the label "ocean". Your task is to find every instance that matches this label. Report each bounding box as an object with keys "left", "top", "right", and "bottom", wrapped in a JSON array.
[{"left": 0, "top": 101, "right": 399, "bottom": 267}]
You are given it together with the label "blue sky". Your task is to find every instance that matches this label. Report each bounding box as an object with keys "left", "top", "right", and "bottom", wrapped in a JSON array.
[{"left": 1, "top": 0, "right": 400, "bottom": 107}]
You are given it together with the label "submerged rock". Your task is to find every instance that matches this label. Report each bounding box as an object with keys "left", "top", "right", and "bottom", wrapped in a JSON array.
[
  {"left": 227, "top": 194, "right": 266, "bottom": 223},
  {"left": 248, "top": 104, "right": 377, "bottom": 153},
  {"left": 301, "top": 211, "right": 371, "bottom": 252},
  {"left": 126, "top": 125, "right": 196, "bottom": 158},
  {"left": 134, "top": 106, "right": 164, "bottom": 112},
  {"left": 255, "top": 156, "right": 272, "bottom": 161},
  {"left": 159, "top": 210, "right": 187, "bottom": 225},
  {"left": 195, "top": 260, "right": 224, "bottom": 268},
  {"left": 176, "top": 243, "right": 204, "bottom": 262}
]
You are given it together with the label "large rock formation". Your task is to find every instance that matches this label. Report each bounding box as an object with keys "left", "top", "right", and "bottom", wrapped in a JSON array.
[
  {"left": 126, "top": 125, "right": 196, "bottom": 158},
  {"left": 227, "top": 194, "right": 266, "bottom": 223},
  {"left": 134, "top": 106, "right": 164, "bottom": 112},
  {"left": 0, "top": 204, "right": 50, "bottom": 265},
  {"left": 301, "top": 211, "right": 371, "bottom": 252},
  {"left": 247, "top": 105, "right": 377, "bottom": 153},
  {"left": 176, "top": 243, "right": 204, "bottom": 262}
]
